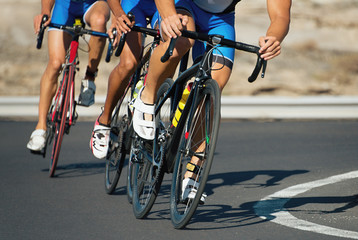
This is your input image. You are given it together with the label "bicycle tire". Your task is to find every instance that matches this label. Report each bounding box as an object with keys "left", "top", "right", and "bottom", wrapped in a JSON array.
[
  {"left": 170, "top": 79, "right": 221, "bottom": 229},
  {"left": 104, "top": 95, "right": 131, "bottom": 194},
  {"left": 48, "top": 66, "right": 73, "bottom": 177},
  {"left": 126, "top": 46, "right": 162, "bottom": 204},
  {"left": 127, "top": 137, "right": 136, "bottom": 203},
  {"left": 131, "top": 78, "right": 173, "bottom": 218}
]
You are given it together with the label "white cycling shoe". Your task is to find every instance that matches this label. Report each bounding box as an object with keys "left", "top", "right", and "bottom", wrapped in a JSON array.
[
  {"left": 27, "top": 129, "right": 46, "bottom": 151},
  {"left": 90, "top": 116, "right": 111, "bottom": 159},
  {"left": 132, "top": 87, "right": 155, "bottom": 140},
  {"left": 181, "top": 178, "right": 207, "bottom": 205}
]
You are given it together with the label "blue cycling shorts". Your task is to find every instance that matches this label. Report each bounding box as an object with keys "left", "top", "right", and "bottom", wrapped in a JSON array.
[
  {"left": 50, "top": 0, "right": 99, "bottom": 27},
  {"left": 175, "top": 0, "right": 236, "bottom": 69},
  {"left": 121, "top": 0, "right": 158, "bottom": 28}
]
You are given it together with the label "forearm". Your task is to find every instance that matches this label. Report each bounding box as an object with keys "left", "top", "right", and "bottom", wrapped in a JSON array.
[
  {"left": 154, "top": 0, "right": 177, "bottom": 18},
  {"left": 107, "top": 0, "right": 126, "bottom": 17},
  {"left": 41, "top": 0, "right": 55, "bottom": 15},
  {"left": 266, "top": 16, "right": 290, "bottom": 42},
  {"left": 266, "top": 0, "right": 291, "bottom": 42}
]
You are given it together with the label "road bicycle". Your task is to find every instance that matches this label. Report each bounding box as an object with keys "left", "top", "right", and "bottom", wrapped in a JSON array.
[
  {"left": 130, "top": 28, "right": 267, "bottom": 228},
  {"left": 103, "top": 21, "right": 161, "bottom": 203},
  {"left": 36, "top": 15, "right": 114, "bottom": 177}
]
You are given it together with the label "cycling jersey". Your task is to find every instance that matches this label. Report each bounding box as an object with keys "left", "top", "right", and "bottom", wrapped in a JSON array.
[
  {"left": 175, "top": 0, "right": 236, "bottom": 69},
  {"left": 193, "top": 0, "right": 241, "bottom": 14},
  {"left": 121, "top": 0, "right": 158, "bottom": 28},
  {"left": 51, "top": 0, "right": 99, "bottom": 27}
]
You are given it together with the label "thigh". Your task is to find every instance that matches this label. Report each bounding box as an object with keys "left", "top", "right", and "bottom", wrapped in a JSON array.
[
  {"left": 47, "top": 30, "right": 72, "bottom": 67},
  {"left": 51, "top": 0, "right": 74, "bottom": 26},
  {"left": 121, "top": 31, "right": 144, "bottom": 66},
  {"left": 84, "top": 0, "right": 110, "bottom": 27},
  {"left": 191, "top": 5, "right": 236, "bottom": 65}
]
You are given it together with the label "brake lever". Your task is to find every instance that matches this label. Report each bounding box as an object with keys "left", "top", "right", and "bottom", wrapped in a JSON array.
[
  {"left": 261, "top": 59, "right": 267, "bottom": 78},
  {"left": 161, "top": 38, "right": 177, "bottom": 63},
  {"left": 106, "top": 28, "right": 117, "bottom": 62},
  {"left": 248, "top": 54, "right": 267, "bottom": 83},
  {"left": 36, "top": 14, "right": 49, "bottom": 49},
  {"left": 114, "top": 12, "right": 135, "bottom": 57}
]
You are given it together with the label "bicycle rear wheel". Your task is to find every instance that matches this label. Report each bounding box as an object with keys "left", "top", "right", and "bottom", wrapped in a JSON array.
[
  {"left": 131, "top": 78, "right": 173, "bottom": 218},
  {"left": 125, "top": 47, "right": 154, "bottom": 201},
  {"left": 104, "top": 89, "right": 132, "bottom": 194},
  {"left": 48, "top": 66, "right": 73, "bottom": 177},
  {"left": 170, "top": 79, "right": 221, "bottom": 229}
]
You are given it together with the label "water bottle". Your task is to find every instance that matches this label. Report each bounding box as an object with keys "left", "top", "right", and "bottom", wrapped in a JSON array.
[
  {"left": 172, "top": 83, "right": 193, "bottom": 127},
  {"left": 129, "top": 79, "right": 144, "bottom": 112},
  {"left": 133, "top": 79, "right": 144, "bottom": 100}
]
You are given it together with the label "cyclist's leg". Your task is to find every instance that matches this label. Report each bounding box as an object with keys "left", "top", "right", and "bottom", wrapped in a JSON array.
[
  {"left": 134, "top": 7, "right": 195, "bottom": 140},
  {"left": 90, "top": 0, "right": 156, "bottom": 158},
  {"left": 139, "top": 8, "right": 195, "bottom": 105},
  {"left": 38, "top": 31, "right": 72, "bottom": 131},
  {"left": 182, "top": 8, "right": 235, "bottom": 197},
  {"left": 98, "top": 0, "right": 157, "bottom": 125},
  {"left": 90, "top": 31, "right": 144, "bottom": 159},
  {"left": 78, "top": 1, "right": 110, "bottom": 106},
  {"left": 84, "top": 0, "right": 110, "bottom": 75},
  {"left": 27, "top": 30, "right": 71, "bottom": 151},
  {"left": 99, "top": 31, "right": 143, "bottom": 125}
]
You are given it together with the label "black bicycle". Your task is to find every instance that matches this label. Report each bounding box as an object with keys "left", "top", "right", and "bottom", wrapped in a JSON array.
[
  {"left": 103, "top": 21, "right": 161, "bottom": 204},
  {"left": 130, "top": 28, "right": 267, "bottom": 228},
  {"left": 36, "top": 15, "right": 114, "bottom": 177}
]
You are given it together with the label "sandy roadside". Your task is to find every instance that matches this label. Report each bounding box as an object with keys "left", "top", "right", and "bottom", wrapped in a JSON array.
[{"left": 0, "top": 0, "right": 357, "bottom": 97}]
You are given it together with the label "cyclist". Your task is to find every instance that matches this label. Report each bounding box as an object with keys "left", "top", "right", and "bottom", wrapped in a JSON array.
[
  {"left": 90, "top": 0, "right": 159, "bottom": 159},
  {"left": 132, "top": 0, "right": 292, "bottom": 202},
  {"left": 27, "top": 0, "right": 110, "bottom": 152}
]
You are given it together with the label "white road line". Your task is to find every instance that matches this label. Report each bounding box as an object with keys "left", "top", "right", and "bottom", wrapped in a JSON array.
[{"left": 254, "top": 170, "right": 358, "bottom": 239}]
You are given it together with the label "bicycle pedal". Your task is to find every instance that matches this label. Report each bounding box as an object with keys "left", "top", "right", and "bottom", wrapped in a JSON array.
[{"left": 72, "top": 112, "right": 78, "bottom": 125}]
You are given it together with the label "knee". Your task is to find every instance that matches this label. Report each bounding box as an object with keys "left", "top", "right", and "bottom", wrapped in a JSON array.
[
  {"left": 47, "top": 58, "right": 63, "bottom": 74},
  {"left": 88, "top": 13, "right": 108, "bottom": 31},
  {"left": 116, "top": 57, "right": 138, "bottom": 75}
]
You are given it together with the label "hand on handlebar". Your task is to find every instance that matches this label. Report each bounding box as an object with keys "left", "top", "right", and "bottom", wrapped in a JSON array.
[
  {"left": 160, "top": 13, "right": 189, "bottom": 39},
  {"left": 115, "top": 13, "right": 134, "bottom": 34},
  {"left": 108, "top": 13, "right": 134, "bottom": 47},
  {"left": 259, "top": 36, "right": 281, "bottom": 60},
  {"left": 33, "top": 14, "right": 50, "bottom": 34}
]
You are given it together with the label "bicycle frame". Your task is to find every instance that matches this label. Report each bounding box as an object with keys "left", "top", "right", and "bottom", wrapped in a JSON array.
[
  {"left": 155, "top": 46, "right": 217, "bottom": 173},
  {"left": 51, "top": 38, "right": 78, "bottom": 125}
]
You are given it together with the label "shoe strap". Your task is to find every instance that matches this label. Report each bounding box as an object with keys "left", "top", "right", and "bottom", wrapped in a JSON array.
[
  {"left": 30, "top": 129, "right": 46, "bottom": 138},
  {"left": 134, "top": 96, "right": 155, "bottom": 114}
]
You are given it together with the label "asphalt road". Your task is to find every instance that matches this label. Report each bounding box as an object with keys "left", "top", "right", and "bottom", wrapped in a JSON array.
[{"left": 1, "top": 120, "right": 357, "bottom": 240}]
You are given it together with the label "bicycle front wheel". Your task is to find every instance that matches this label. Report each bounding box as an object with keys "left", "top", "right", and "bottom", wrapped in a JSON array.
[
  {"left": 131, "top": 135, "right": 165, "bottom": 218},
  {"left": 131, "top": 78, "right": 173, "bottom": 218},
  {"left": 48, "top": 67, "right": 73, "bottom": 177},
  {"left": 104, "top": 90, "right": 131, "bottom": 194},
  {"left": 170, "top": 79, "right": 221, "bottom": 229}
]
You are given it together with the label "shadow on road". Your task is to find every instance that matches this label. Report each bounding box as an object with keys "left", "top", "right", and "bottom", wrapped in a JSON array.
[
  {"left": 41, "top": 162, "right": 105, "bottom": 178},
  {"left": 143, "top": 170, "right": 309, "bottom": 229}
]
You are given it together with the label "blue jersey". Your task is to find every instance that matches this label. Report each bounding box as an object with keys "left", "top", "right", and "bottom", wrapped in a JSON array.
[
  {"left": 51, "top": 0, "right": 99, "bottom": 26},
  {"left": 175, "top": 0, "right": 236, "bottom": 68},
  {"left": 121, "top": 0, "right": 158, "bottom": 28}
]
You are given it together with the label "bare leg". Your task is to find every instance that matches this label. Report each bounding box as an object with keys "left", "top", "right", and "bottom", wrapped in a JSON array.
[
  {"left": 99, "top": 32, "right": 143, "bottom": 125},
  {"left": 35, "top": 30, "right": 72, "bottom": 131},
  {"left": 140, "top": 11, "right": 195, "bottom": 105},
  {"left": 84, "top": 0, "right": 110, "bottom": 78},
  {"left": 184, "top": 64, "right": 232, "bottom": 179}
]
